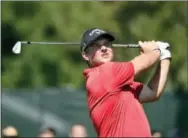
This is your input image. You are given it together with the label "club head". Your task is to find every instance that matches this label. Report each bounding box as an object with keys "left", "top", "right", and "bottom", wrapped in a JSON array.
[{"left": 12, "top": 41, "right": 21, "bottom": 54}]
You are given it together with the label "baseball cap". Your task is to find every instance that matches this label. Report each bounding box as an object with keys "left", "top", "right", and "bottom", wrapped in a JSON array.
[{"left": 80, "top": 28, "right": 115, "bottom": 51}]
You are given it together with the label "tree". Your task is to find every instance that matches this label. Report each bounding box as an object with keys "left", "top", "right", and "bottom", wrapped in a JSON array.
[{"left": 2, "top": 1, "right": 187, "bottom": 92}]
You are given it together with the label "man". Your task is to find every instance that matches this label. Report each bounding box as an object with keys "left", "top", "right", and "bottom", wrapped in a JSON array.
[
  {"left": 68, "top": 124, "right": 87, "bottom": 137},
  {"left": 80, "top": 28, "right": 171, "bottom": 137},
  {"left": 152, "top": 130, "right": 163, "bottom": 137},
  {"left": 2, "top": 126, "right": 19, "bottom": 138},
  {"left": 38, "top": 126, "right": 56, "bottom": 138}
]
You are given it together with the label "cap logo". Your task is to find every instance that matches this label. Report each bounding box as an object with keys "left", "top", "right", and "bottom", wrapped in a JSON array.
[{"left": 89, "top": 29, "right": 105, "bottom": 36}]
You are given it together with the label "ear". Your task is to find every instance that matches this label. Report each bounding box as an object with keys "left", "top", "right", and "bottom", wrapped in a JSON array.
[{"left": 81, "top": 51, "right": 89, "bottom": 61}]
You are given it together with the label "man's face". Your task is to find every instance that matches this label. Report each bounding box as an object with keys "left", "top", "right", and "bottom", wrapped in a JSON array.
[
  {"left": 38, "top": 131, "right": 55, "bottom": 138},
  {"left": 69, "top": 125, "right": 87, "bottom": 137},
  {"left": 152, "top": 132, "right": 162, "bottom": 137},
  {"left": 82, "top": 37, "right": 114, "bottom": 67}
]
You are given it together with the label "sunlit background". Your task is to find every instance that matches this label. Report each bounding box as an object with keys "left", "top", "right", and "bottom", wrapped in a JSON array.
[{"left": 1, "top": 1, "right": 188, "bottom": 137}]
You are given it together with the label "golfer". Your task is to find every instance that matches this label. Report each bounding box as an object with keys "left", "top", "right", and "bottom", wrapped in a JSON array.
[{"left": 80, "top": 28, "right": 171, "bottom": 137}]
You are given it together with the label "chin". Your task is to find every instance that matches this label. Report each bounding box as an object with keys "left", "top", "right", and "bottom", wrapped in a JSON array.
[
  {"left": 101, "top": 58, "right": 112, "bottom": 63},
  {"left": 92, "top": 57, "right": 113, "bottom": 66}
]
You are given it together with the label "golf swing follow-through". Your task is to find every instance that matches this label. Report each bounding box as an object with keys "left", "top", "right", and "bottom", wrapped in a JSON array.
[
  {"left": 80, "top": 28, "right": 171, "bottom": 137},
  {"left": 12, "top": 28, "right": 171, "bottom": 137}
]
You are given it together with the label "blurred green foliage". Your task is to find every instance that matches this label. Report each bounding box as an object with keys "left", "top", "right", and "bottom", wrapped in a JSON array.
[{"left": 1, "top": 1, "right": 187, "bottom": 91}]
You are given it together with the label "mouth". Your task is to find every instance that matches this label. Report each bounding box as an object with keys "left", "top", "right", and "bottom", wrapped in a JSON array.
[{"left": 101, "top": 53, "right": 109, "bottom": 58}]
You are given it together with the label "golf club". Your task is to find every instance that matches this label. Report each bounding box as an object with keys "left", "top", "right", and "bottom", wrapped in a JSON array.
[{"left": 12, "top": 41, "right": 140, "bottom": 54}]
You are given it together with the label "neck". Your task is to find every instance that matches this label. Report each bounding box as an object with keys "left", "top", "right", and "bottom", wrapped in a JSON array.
[{"left": 88, "top": 61, "right": 107, "bottom": 68}]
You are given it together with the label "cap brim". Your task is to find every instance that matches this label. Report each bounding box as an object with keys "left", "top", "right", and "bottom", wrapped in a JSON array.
[
  {"left": 98, "top": 33, "right": 115, "bottom": 41},
  {"left": 88, "top": 33, "right": 115, "bottom": 46},
  {"left": 81, "top": 32, "right": 115, "bottom": 52}
]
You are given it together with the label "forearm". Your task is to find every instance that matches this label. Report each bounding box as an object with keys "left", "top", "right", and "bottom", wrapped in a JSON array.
[
  {"left": 131, "top": 50, "right": 160, "bottom": 76},
  {"left": 147, "top": 59, "right": 171, "bottom": 98}
]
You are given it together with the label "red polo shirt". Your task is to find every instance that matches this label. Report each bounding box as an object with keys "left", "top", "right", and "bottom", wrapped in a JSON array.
[{"left": 83, "top": 62, "right": 151, "bottom": 137}]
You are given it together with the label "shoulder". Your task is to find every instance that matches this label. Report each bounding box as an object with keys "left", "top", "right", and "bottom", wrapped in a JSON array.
[
  {"left": 110, "top": 61, "right": 134, "bottom": 72},
  {"left": 100, "top": 61, "right": 132, "bottom": 68},
  {"left": 110, "top": 61, "right": 133, "bottom": 67},
  {"left": 99, "top": 62, "right": 122, "bottom": 72},
  {"left": 99, "top": 62, "right": 134, "bottom": 74}
]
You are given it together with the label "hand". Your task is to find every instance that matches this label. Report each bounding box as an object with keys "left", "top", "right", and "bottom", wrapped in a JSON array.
[
  {"left": 157, "top": 41, "right": 170, "bottom": 49},
  {"left": 138, "top": 41, "right": 159, "bottom": 53},
  {"left": 159, "top": 47, "right": 171, "bottom": 60},
  {"left": 157, "top": 41, "right": 171, "bottom": 60}
]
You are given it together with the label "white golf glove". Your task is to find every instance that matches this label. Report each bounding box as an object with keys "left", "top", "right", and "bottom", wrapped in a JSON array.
[{"left": 157, "top": 41, "right": 171, "bottom": 60}]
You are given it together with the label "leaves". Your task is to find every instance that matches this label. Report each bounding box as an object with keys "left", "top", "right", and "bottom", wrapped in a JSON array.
[{"left": 2, "top": 1, "right": 187, "bottom": 91}]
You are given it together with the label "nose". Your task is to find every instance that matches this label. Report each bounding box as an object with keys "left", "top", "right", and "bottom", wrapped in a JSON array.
[{"left": 101, "top": 45, "right": 107, "bottom": 53}]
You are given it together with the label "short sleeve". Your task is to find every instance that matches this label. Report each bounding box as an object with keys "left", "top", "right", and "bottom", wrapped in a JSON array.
[
  {"left": 112, "top": 62, "right": 135, "bottom": 87},
  {"left": 131, "top": 82, "right": 144, "bottom": 99}
]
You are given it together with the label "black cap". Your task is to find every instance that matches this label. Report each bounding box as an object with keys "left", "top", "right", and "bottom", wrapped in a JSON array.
[{"left": 80, "top": 28, "right": 115, "bottom": 51}]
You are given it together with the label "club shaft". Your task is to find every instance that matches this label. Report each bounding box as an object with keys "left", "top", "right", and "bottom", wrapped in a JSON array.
[
  {"left": 21, "top": 41, "right": 80, "bottom": 45},
  {"left": 113, "top": 44, "right": 140, "bottom": 48},
  {"left": 21, "top": 41, "right": 140, "bottom": 48}
]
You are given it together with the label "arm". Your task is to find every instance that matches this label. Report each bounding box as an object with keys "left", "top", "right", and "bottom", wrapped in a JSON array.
[
  {"left": 131, "top": 41, "right": 161, "bottom": 77},
  {"left": 131, "top": 50, "right": 160, "bottom": 77},
  {"left": 138, "top": 59, "right": 171, "bottom": 103},
  {"left": 113, "top": 49, "right": 160, "bottom": 88}
]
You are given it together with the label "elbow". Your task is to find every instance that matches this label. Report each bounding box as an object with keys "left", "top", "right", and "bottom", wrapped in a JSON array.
[
  {"left": 153, "top": 95, "right": 160, "bottom": 101},
  {"left": 152, "top": 93, "right": 162, "bottom": 101}
]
